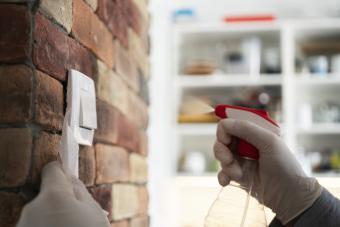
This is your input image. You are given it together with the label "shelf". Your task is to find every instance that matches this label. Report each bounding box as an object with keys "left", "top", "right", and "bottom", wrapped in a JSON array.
[
  {"left": 177, "top": 74, "right": 282, "bottom": 88},
  {"left": 294, "top": 75, "right": 340, "bottom": 86},
  {"left": 177, "top": 123, "right": 217, "bottom": 135},
  {"left": 174, "top": 22, "right": 281, "bottom": 34},
  {"left": 176, "top": 173, "right": 217, "bottom": 177},
  {"left": 174, "top": 19, "right": 340, "bottom": 35},
  {"left": 174, "top": 175, "right": 340, "bottom": 188},
  {"left": 297, "top": 123, "right": 340, "bottom": 135},
  {"left": 313, "top": 172, "right": 340, "bottom": 178}
]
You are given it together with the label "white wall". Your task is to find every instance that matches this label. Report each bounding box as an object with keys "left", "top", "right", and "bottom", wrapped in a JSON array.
[{"left": 148, "top": 1, "right": 174, "bottom": 227}]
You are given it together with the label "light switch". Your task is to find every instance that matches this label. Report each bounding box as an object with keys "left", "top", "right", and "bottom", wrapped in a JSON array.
[
  {"left": 66, "top": 69, "right": 97, "bottom": 145},
  {"left": 60, "top": 69, "right": 97, "bottom": 177}
]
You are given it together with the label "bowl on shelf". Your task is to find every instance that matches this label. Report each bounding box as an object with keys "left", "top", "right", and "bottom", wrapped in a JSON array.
[
  {"left": 178, "top": 112, "right": 219, "bottom": 123},
  {"left": 183, "top": 60, "right": 216, "bottom": 75}
]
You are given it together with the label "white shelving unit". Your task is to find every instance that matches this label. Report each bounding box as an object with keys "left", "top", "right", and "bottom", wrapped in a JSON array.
[
  {"left": 297, "top": 123, "right": 340, "bottom": 135},
  {"left": 177, "top": 74, "right": 282, "bottom": 87},
  {"left": 168, "top": 19, "right": 340, "bottom": 227}
]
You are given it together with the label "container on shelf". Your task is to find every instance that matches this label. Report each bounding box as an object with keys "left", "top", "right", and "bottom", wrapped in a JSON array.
[
  {"left": 302, "top": 148, "right": 340, "bottom": 174},
  {"left": 223, "top": 52, "right": 248, "bottom": 74},
  {"left": 241, "top": 37, "right": 262, "bottom": 77},
  {"left": 263, "top": 47, "right": 281, "bottom": 74},
  {"left": 178, "top": 150, "right": 207, "bottom": 175},
  {"left": 306, "top": 55, "right": 329, "bottom": 75},
  {"left": 331, "top": 54, "right": 340, "bottom": 73},
  {"left": 173, "top": 8, "right": 196, "bottom": 23},
  {"left": 313, "top": 102, "right": 340, "bottom": 124}
]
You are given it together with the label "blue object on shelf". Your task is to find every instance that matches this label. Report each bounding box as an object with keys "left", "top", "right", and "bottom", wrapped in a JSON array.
[{"left": 173, "top": 8, "right": 196, "bottom": 23}]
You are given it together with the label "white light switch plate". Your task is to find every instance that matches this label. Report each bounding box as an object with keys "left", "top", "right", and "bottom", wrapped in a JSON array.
[
  {"left": 67, "top": 69, "right": 97, "bottom": 145},
  {"left": 61, "top": 69, "right": 97, "bottom": 177}
]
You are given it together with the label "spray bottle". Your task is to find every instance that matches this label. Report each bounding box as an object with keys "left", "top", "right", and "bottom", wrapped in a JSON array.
[{"left": 205, "top": 104, "right": 280, "bottom": 227}]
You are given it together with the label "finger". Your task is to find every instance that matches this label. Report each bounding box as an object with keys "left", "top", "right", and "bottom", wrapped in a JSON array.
[
  {"left": 216, "top": 122, "right": 232, "bottom": 145},
  {"left": 218, "top": 171, "right": 230, "bottom": 186},
  {"left": 220, "top": 119, "right": 277, "bottom": 151},
  {"left": 214, "top": 141, "right": 233, "bottom": 165},
  {"left": 221, "top": 159, "right": 243, "bottom": 181},
  {"left": 71, "top": 176, "right": 93, "bottom": 202},
  {"left": 40, "top": 161, "right": 74, "bottom": 196}
]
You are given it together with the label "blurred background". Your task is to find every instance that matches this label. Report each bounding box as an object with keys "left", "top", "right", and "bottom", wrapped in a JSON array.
[{"left": 148, "top": 0, "right": 340, "bottom": 226}]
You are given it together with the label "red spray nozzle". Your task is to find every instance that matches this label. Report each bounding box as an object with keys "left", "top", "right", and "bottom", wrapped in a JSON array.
[{"left": 214, "top": 104, "right": 279, "bottom": 160}]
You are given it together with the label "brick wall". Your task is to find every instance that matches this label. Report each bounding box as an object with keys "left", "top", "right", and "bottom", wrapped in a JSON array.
[{"left": 0, "top": 1, "right": 150, "bottom": 227}]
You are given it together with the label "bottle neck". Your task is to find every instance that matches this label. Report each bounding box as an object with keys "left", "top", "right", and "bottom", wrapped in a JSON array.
[{"left": 237, "top": 157, "right": 258, "bottom": 190}]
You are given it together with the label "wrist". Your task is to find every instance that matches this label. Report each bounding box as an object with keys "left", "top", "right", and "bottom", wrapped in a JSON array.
[{"left": 276, "top": 177, "right": 323, "bottom": 224}]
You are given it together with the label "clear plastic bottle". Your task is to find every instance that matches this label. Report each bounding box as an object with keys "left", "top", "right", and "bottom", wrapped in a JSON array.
[{"left": 204, "top": 157, "right": 267, "bottom": 227}]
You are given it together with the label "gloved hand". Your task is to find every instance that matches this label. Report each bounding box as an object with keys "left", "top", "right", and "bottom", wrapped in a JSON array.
[
  {"left": 16, "top": 161, "right": 110, "bottom": 227},
  {"left": 214, "top": 119, "right": 323, "bottom": 225}
]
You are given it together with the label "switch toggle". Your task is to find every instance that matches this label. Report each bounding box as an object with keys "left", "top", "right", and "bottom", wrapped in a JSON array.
[{"left": 80, "top": 94, "right": 97, "bottom": 130}]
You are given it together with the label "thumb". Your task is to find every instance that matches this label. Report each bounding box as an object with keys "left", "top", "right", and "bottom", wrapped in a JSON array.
[
  {"left": 220, "top": 118, "right": 278, "bottom": 151},
  {"left": 70, "top": 176, "right": 93, "bottom": 202},
  {"left": 40, "top": 161, "right": 74, "bottom": 196}
]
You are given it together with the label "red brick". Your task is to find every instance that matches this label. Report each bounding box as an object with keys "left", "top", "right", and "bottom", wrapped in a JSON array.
[
  {"left": 128, "top": 92, "right": 148, "bottom": 130},
  {"left": 0, "top": 192, "right": 25, "bottom": 227},
  {"left": 33, "top": 13, "right": 69, "bottom": 81},
  {"left": 35, "top": 70, "right": 64, "bottom": 131},
  {"left": 96, "top": 0, "right": 128, "bottom": 48},
  {"left": 119, "top": 0, "right": 131, "bottom": 48},
  {"left": 34, "top": 13, "right": 94, "bottom": 81},
  {"left": 117, "top": 110, "right": 140, "bottom": 153},
  {"left": 96, "top": 0, "right": 115, "bottom": 30},
  {"left": 111, "top": 220, "right": 129, "bottom": 227},
  {"left": 128, "top": 29, "right": 150, "bottom": 80},
  {"left": 130, "top": 6, "right": 149, "bottom": 54},
  {"left": 0, "top": 65, "right": 32, "bottom": 124},
  {"left": 0, "top": 5, "right": 30, "bottom": 63},
  {"left": 89, "top": 185, "right": 112, "bottom": 220},
  {"left": 127, "top": 0, "right": 142, "bottom": 35},
  {"left": 95, "top": 100, "right": 140, "bottom": 152},
  {"left": 79, "top": 145, "right": 96, "bottom": 186},
  {"left": 0, "top": 128, "right": 32, "bottom": 188},
  {"left": 131, "top": 0, "right": 149, "bottom": 25},
  {"left": 130, "top": 216, "right": 149, "bottom": 227},
  {"left": 115, "top": 40, "right": 139, "bottom": 92},
  {"left": 95, "top": 99, "right": 119, "bottom": 144},
  {"left": 95, "top": 144, "right": 129, "bottom": 184},
  {"left": 67, "top": 37, "right": 94, "bottom": 78},
  {"left": 30, "top": 132, "right": 60, "bottom": 186},
  {"left": 138, "top": 187, "right": 148, "bottom": 215},
  {"left": 0, "top": 65, "right": 64, "bottom": 130},
  {"left": 72, "top": 0, "right": 114, "bottom": 68}
]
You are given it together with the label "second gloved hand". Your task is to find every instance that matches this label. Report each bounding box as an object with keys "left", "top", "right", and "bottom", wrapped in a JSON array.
[
  {"left": 16, "top": 161, "right": 110, "bottom": 227},
  {"left": 214, "top": 119, "right": 323, "bottom": 225}
]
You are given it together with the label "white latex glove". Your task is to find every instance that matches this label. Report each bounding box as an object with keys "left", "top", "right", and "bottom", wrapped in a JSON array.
[
  {"left": 214, "top": 119, "right": 323, "bottom": 224},
  {"left": 16, "top": 161, "right": 110, "bottom": 227}
]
